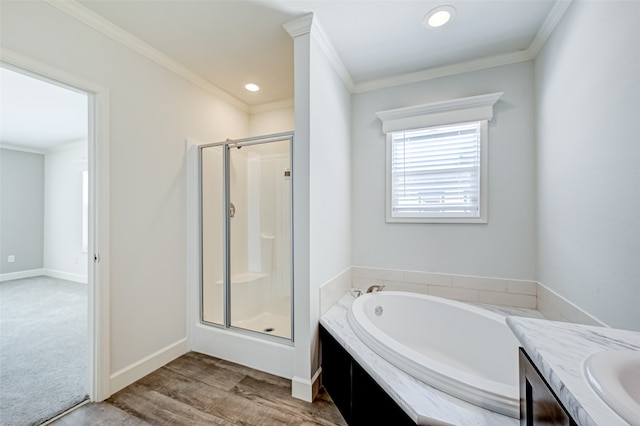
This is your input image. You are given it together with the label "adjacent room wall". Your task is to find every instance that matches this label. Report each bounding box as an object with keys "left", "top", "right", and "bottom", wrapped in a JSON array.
[
  {"left": 0, "top": 142, "right": 90, "bottom": 283},
  {"left": 535, "top": 0, "right": 640, "bottom": 331},
  {"left": 0, "top": 148, "right": 45, "bottom": 276},
  {"left": 43, "top": 142, "right": 89, "bottom": 282},
  {"left": 351, "top": 61, "right": 536, "bottom": 281},
  {"left": 1, "top": 0, "right": 249, "bottom": 389}
]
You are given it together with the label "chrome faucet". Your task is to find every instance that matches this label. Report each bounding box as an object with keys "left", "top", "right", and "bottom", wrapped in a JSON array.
[
  {"left": 351, "top": 288, "right": 363, "bottom": 298},
  {"left": 366, "top": 284, "right": 385, "bottom": 293}
]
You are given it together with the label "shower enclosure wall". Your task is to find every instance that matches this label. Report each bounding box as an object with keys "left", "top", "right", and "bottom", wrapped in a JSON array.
[{"left": 200, "top": 133, "right": 293, "bottom": 341}]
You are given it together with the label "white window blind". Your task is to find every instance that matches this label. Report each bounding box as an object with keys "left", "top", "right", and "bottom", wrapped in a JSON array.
[{"left": 390, "top": 121, "right": 483, "bottom": 220}]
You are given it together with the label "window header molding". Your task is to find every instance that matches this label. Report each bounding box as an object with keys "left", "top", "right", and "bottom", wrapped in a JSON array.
[{"left": 376, "top": 92, "right": 503, "bottom": 134}]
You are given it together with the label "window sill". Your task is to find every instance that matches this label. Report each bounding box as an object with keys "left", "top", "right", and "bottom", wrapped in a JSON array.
[{"left": 386, "top": 217, "right": 487, "bottom": 224}]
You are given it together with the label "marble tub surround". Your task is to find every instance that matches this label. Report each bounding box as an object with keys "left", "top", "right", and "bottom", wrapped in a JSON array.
[
  {"left": 320, "top": 293, "right": 518, "bottom": 426},
  {"left": 473, "top": 303, "right": 545, "bottom": 320},
  {"left": 506, "top": 316, "right": 640, "bottom": 426},
  {"left": 321, "top": 267, "right": 608, "bottom": 329},
  {"left": 351, "top": 267, "right": 537, "bottom": 309}
]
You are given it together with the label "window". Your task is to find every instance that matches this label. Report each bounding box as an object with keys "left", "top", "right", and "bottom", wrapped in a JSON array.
[
  {"left": 389, "top": 121, "right": 486, "bottom": 222},
  {"left": 377, "top": 92, "right": 502, "bottom": 223}
]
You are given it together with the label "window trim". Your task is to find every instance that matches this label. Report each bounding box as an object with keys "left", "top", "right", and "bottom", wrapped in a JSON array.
[{"left": 377, "top": 93, "right": 502, "bottom": 224}]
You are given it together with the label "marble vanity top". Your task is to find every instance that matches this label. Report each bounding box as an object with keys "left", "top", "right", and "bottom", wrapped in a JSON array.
[
  {"left": 320, "top": 293, "right": 518, "bottom": 426},
  {"left": 506, "top": 316, "right": 640, "bottom": 426}
]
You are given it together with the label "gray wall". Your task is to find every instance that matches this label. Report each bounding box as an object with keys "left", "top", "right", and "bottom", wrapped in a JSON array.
[
  {"left": 0, "top": 148, "right": 45, "bottom": 274},
  {"left": 535, "top": 1, "right": 640, "bottom": 330},
  {"left": 351, "top": 61, "right": 536, "bottom": 280}
]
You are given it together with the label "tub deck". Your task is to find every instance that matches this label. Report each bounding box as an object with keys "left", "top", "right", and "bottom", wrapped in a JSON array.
[{"left": 319, "top": 293, "right": 542, "bottom": 426}]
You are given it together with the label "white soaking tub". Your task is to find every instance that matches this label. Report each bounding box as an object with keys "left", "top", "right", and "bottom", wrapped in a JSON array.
[{"left": 347, "top": 291, "right": 520, "bottom": 418}]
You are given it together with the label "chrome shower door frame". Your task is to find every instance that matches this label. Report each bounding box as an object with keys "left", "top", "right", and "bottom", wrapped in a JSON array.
[{"left": 199, "top": 132, "right": 294, "bottom": 345}]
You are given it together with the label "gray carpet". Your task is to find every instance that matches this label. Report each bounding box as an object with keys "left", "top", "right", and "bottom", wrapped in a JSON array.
[{"left": 0, "top": 276, "right": 88, "bottom": 426}]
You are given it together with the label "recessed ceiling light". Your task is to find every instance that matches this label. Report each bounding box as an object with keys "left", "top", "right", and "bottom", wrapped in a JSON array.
[
  {"left": 244, "top": 83, "right": 260, "bottom": 92},
  {"left": 424, "top": 5, "right": 456, "bottom": 28}
]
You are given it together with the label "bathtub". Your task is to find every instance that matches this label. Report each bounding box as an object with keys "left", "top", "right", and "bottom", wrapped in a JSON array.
[{"left": 347, "top": 291, "right": 520, "bottom": 418}]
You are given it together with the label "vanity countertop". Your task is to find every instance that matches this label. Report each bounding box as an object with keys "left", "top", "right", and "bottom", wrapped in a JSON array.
[
  {"left": 506, "top": 316, "right": 640, "bottom": 426},
  {"left": 320, "top": 293, "right": 518, "bottom": 426}
]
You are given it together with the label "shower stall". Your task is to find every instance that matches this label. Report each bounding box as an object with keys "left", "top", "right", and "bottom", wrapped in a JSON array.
[{"left": 199, "top": 133, "right": 293, "bottom": 342}]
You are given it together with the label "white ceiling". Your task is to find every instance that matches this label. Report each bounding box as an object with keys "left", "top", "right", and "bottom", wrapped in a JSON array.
[
  {"left": 1, "top": 0, "right": 563, "bottom": 150},
  {"left": 78, "top": 0, "right": 560, "bottom": 106},
  {"left": 0, "top": 67, "right": 88, "bottom": 151}
]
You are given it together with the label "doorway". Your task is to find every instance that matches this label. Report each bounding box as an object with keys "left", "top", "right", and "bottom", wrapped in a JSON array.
[{"left": 0, "top": 54, "right": 109, "bottom": 423}]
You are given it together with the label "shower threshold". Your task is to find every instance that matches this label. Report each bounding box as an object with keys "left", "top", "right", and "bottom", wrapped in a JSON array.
[{"left": 233, "top": 311, "right": 291, "bottom": 340}]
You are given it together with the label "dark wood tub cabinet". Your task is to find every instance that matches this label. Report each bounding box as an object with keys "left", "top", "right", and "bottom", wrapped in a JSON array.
[
  {"left": 320, "top": 325, "right": 416, "bottom": 426},
  {"left": 519, "top": 348, "right": 578, "bottom": 426}
]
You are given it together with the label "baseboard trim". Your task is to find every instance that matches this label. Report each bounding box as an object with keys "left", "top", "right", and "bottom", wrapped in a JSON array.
[
  {"left": 0, "top": 269, "right": 88, "bottom": 284},
  {"left": 43, "top": 269, "right": 88, "bottom": 284},
  {"left": 109, "top": 338, "right": 188, "bottom": 395},
  {"left": 0, "top": 269, "right": 45, "bottom": 282},
  {"left": 292, "top": 367, "right": 322, "bottom": 402}
]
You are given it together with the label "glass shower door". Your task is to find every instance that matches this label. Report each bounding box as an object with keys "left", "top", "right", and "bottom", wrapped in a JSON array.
[
  {"left": 200, "top": 133, "right": 292, "bottom": 341},
  {"left": 228, "top": 138, "right": 291, "bottom": 339},
  {"left": 201, "top": 145, "right": 225, "bottom": 325}
]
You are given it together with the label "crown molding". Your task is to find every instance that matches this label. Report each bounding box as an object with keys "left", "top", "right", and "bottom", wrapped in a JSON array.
[
  {"left": 249, "top": 98, "right": 294, "bottom": 114},
  {"left": 0, "top": 139, "right": 87, "bottom": 155},
  {"left": 354, "top": 50, "right": 533, "bottom": 94},
  {"left": 46, "top": 139, "right": 88, "bottom": 153},
  {"left": 43, "top": 0, "right": 250, "bottom": 113},
  {"left": 283, "top": 13, "right": 314, "bottom": 38},
  {"left": 527, "top": 0, "right": 573, "bottom": 57},
  {"left": 284, "top": 13, "right": 355, "bottom": 92},
  {"left": 309, "top": 17, "right": 355, "bottom": 92},
  {"left": 0, "top": 143, "right": 46, "bottom": 155}
]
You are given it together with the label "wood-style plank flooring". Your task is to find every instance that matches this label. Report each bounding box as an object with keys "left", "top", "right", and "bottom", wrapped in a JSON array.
[{"left": 51, "top": 352, "right": 347, "bottom": 426}]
